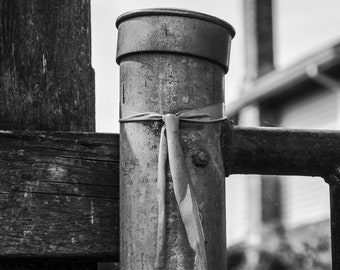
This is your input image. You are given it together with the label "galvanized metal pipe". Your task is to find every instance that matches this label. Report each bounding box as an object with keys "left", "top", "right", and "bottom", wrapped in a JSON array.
[
  {"left": 116, "top": 9, "right": 234, "bottom": 270},
  {"left": 327, "top": 182, "right": 340, "bottom": 270},
  {"left": 224, "top": 125, "right": 340, "bottom": 177}
]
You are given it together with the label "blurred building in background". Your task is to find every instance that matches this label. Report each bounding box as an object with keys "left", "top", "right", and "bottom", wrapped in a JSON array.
[{"left": 226, "top": 0, "right": 340, "bottom": 268}]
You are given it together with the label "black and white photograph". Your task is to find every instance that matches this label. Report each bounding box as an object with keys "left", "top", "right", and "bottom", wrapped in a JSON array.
[{"left": 1, "top": 0, "right": 340, "bottom": 269}]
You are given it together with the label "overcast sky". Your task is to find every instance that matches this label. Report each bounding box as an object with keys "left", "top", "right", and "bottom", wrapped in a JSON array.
[{"left": 91, "top": 0, "right": 340, "bottom": 132}]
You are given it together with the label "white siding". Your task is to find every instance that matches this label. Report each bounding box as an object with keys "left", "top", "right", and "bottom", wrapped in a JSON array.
[
  {"left": 279, "top": 89, "right": 338, "bottom": 129},
  {"left": 227, "top": 105, "right": 262, "bottom": 246},
  {"left": 281, "top": 176, "right": 330, "bottom": 229},
  {"left": 227, "top": 176, "right": 250, "bottom": 245},
  {"left": 279, "top": 89, "right": 338, "bottom": 229}
]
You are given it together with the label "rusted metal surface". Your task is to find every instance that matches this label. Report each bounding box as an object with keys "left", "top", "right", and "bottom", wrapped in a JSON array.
[
  {"left": 325, "top": 169, "right": 340, "bottom": 270},
  {"left": 116, "top": 8, "right": 234, "bottom": 72},
  {"left": 225, "top": 125, "right": 340, "bottom": 177},
  {"left": 329, "top": 184, "right": 340, "bottom": 270},
  {"left": 117, "top": 8, "right": 234, "bottom": 270}
]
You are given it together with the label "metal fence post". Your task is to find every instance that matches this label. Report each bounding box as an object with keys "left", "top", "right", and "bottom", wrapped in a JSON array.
[
  {"left": 330, "top": 184, "right": 340, "bottom": 269},
  {"left": 116, "top": 9, "right": 234, "bottom": 269},
  {"left": 325, "top": 171, "right": 340, "bottom": 270}
]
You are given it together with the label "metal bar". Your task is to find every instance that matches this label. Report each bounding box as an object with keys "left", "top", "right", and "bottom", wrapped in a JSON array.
[
  {"left": 224, "top": 125, "right": 340, "bottom": 177},
  {"left": 329, "top": 183, "right": 340, "bottom": 270},
  {"left": 325, "top": 171, "right": 340, "bottom": 270}
]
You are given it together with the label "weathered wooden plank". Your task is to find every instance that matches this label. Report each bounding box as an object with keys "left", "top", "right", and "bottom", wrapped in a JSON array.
[
  {"left": 225, "top": 125, "right": 340, "bottom": 177},
  {"left": 1, "top": 124, "right": 340, "bottom": 261},
  {"left": 0, "top": 1, "right": 98, "bottom": 268},
  {"left": 0, "top": 262, "right": 97, "bottom": 270},
  {"left": 0, "top": 130, "right": 119, "bottom": 261},
  {"left": 0, "top": 0, "right": 95, "bottom": 131}
]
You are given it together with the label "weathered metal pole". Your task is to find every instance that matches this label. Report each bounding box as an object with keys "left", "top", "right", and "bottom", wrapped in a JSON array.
[
  {"left": 329, "top": 183, "right": 340, "bottom": 270},
  {"left": 225, "top": 126, "right": 340, "bottom": 177},
  {"left": 116, "top": 9, "right": 234, "bottom": 269},
  {"left": 325, "top": 171, "right": 340, "bottom": 270}
]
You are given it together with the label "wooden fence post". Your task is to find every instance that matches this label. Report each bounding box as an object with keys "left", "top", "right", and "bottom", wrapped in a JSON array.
[
  {"left": 0, "top": 0, "right": 95, "bottom": 132},
  {"left": 0, "top": 1, "right": 96, "bottom": 269},
  {"left": 116, "top": 9, "right": 234, "bottom": 269}
]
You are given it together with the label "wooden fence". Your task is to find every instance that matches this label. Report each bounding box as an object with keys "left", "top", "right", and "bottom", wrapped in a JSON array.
[{"left": 1, "top": 2, "right": 340, "bottom": 270}]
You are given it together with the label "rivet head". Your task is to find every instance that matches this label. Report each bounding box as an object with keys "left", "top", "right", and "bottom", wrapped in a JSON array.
[{"left": 192, "top": 149, "right": 210, "bottom": 167}]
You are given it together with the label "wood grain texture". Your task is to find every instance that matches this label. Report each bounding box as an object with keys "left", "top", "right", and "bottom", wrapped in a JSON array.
[
  {"left": 0, "top": 0, "right": 95, "bottom": 131},
  {"left": 1, "top": 125, "right": 340, "bottom": 263},
  {"left": 0, "top": 130, "right": 119, "bottom": 261},
  {"left": 0, "top": 262, "right": 98, "bottom": 270},
  {"left": 0, "top": 1, "right": 99, "bottom": 268}
]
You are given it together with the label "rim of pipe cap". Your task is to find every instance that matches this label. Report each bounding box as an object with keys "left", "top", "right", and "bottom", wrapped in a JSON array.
[
  {"left": 116, "top": 8, "right": 235, "bottom": 37},
  {"left": 115, "top": 8, "right": 235, "bottom": 73}
]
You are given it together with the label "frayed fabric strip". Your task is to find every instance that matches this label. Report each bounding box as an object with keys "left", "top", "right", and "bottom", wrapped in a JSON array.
[{"left": 120, "top": 104, "right": 226, "bottom": 270}]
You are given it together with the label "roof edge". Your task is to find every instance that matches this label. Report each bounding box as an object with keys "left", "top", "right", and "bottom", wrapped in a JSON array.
[{"left": 227, "top": 40, "right": 340, "bottom": 116}]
